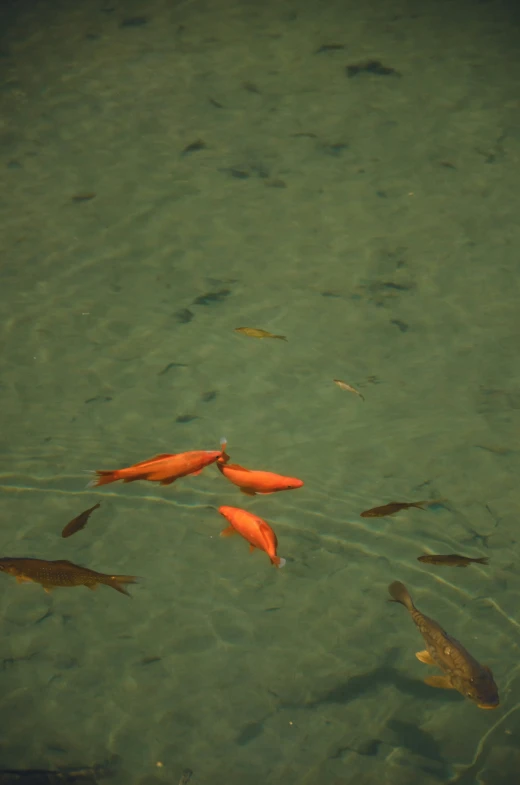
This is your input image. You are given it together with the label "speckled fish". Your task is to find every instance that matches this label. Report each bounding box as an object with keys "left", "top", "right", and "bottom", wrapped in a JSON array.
[
  {"left": 0, "top": 557, "right": 137, "bottom": 596},
  {"left": 333, "top": 379, "right": 364, "bottom": 401},
  {"left": 361, "top": 501, "right": 428, "bottom": 518},
  {"left": 234, "top": 327, "right": 287, "bottom": 341},
  {"left": 61, "top": 502, "right": 101, "bottom": 538},
  {"left": 388, "top": 580, "right": 499, "bottom": 709},
  {"left": 88, "top": 440, "right": 228, "bottom": 487},
  {"left": 418, "top": 554, "right": 489, "bottom": 568}
]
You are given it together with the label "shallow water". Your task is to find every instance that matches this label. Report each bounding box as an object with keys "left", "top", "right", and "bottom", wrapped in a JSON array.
[{"left": 1, "top": 0, "right": 520, "bottom": 783}]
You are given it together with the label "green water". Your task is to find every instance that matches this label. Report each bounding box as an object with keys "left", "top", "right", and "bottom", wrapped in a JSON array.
[{"left": 1, "top": 0, "right": 520, "bottom": 783}]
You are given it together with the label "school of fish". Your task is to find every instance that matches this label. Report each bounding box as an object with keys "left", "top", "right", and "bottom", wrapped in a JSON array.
[{"left": 1, "top": 330, "right": 500, "bottom": 715}]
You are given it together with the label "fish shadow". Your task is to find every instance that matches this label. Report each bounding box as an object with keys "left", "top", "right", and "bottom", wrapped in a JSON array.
[{"left": 304, "top": 656, "right": 462, "bottom": 708}]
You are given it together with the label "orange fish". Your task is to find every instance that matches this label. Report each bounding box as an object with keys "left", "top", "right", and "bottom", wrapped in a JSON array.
[
  {"left": 88, "top": 441, "right": 229, "bottom": 487},
  {"left": 217, "top": 441, "right": 303, "bottom": 496},
  {"left": 218, "top": 506, "right": 286, "bottom": 567}
]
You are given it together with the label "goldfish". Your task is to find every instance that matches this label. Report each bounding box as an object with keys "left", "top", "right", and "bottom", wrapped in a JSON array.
[
  {"left": 0, "top": 557, "right": 137, "bottom": 596},
  {"left": 418, "top": 554, "right": 489, "bottom": 568},
  {"left": 333, "top": 379, "right": 365, "bottom": 401},
  {"left": 62, "top": 502, "right": 101, "bottom": 538},
  {"left": 218, "top": 506, "right": 286, "bottom": 567},
  {"left": 388, "top": 580, "right": 499, "bottom": 709},
  {"left": 361, "top": 501, "right": 428, "bottom": 518},
  {"left": 88, "top": 441, "right": 228, "bottom": 487},
  {"left": 217, "top": 442, "right": 303, "bottom": 496},
  {"left": 234, "top": 327, "right": 287, "bottom": 341}
]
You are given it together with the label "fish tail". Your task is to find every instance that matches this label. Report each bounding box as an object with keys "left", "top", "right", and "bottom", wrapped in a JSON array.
[
  {"left": 87, "top": 470, "right": 119, "bottom": 488},
  {"left": 273, "top": 556, "right": 286, "bottom": 568},
  {"left": 274, "top": 334, "right": 288, "bottom": 341},
  {"left": 388, "top": 580, "right": 414, "bottom": 611},
  {"left": 105, "top": 575, "right": 138, "bottom": 596},
  {"left": 474, "top": 557, "right": 490, "bottom": 565}
]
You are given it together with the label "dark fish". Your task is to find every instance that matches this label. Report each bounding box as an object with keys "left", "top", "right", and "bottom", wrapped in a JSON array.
[
  {"left": 71, "top": 193, "right": 96, "bottom": 202},
  {"left": 181, "top": 139, "right": 206, "bottom": 156},
  {"left": 119, "top": 16, "right": 149, "bottom": 27},
  {"left": 0, "top": 558, "right": 137, "bottom": 596},
  {"left": 361, "top": 501, "right": 428, "bottom": 518},
  {"left": 192, "top": 289, "right": 231, "bottom": 306},
  {"left": 315, "top": 43, "right": 345, "bottom": 54},
  {"left": 0, "top": 756, "right": 119, "bottom": 783},
  {"left": 61, "top": 503, "right": 101, "bottom": 538},
  {"left": 346, "top": 60, "right": 400, "bottom": 78},
  {"left": 388, "top": 581, "right": 499, "bottom": 709},
  {"left": 418, "top": 554, "right": 489, "bottom": 568}
]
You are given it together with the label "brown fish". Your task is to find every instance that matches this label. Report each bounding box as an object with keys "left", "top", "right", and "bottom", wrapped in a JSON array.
[
  {"left": 234, "top": 327, "right": 287, "bottom": 341},
  {"left": 388, "top": 580, "right": 499, "bottom": 709},
  {"left": 61, "top": 502, "right": 101, "bottom": 538},
  {"left": 418, "top": 554, "right": 489, "bottom": 568},
  {"left": 333, "top": 379, "right": 365, "bottom": 401},
  {"left": 361, "top": 501, "right": 428, "bottom": 518},
  {"left": 0, "top": 557, "right": 137, "bottom": 596}
]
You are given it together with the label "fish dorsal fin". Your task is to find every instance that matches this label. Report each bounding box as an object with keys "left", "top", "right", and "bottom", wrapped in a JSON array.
[
  {"left": 225, "top": 463, "right": 251, "bottom": 472},
  {"left": 258, "top": 521, "right": 276, "bottom": 543},
  {"left": 133, "top": 453, "right": 174, "bottom": 467},
  {"left": 53, "top": 560, "right": 76, "bottom": 567}
]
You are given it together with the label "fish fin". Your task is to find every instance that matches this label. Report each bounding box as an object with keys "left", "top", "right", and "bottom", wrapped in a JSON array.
[
  {"left": 87, "top": 470, "right": 118, "bottom": 488},
  {"left": 474, "top": 557, "right": 490, "bottom": 565},
  {"left": 240, "top": 487, "right": 256, "bottom": 496},
  {"left": 132, "top": 454, "right": 173, "bottom": 467},
  {"left": 388, "top": 581, "right": 414, "bottom": 611},
  {"left": 189, "top": 469, "right": 203, "bottom": 476},
  {"left": 424, "top": 675, "right": 455, "bottom": 689},
  {"left": 43, "top": 586, "right": 54, "bottom": 594},
  {"left": 249, "top": 544, "right": 256, "bottom": 553},
  {"left": 226, "top": 463, "right": 251, "bottom": 472},
  {"left": 273, "top": 557, "right": 286, "bottom": 568},
  {"left": 416, "top": 650, "right": 436, "bottom": 665},
  {"left": 220, "top": 526, "right": 236, "bottom": 537},
  {"left": 219, "top": 437, "right": 230, "bottom": 464},
  {"left": 412, "top": 501, "right": 428, "bottom": 510},
  {"left": 16, "top": 576, "right": 32, "bottom": 584},
  {"left": 273, "top": 334, "right": 288, "bottom": 341},
  {"left": 159, "top": 477, "right": 177, "bottom": 485},
  {"left": 107, "top": 575, "right": 137, "bottom": 596},
  {"left": 86, "top": 584, "right": 98, "bottom": 591}
]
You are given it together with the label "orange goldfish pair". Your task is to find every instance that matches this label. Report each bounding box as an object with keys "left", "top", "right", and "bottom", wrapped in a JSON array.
[{"left": 88, "top": 438, "right": 304, "bottom": 496}]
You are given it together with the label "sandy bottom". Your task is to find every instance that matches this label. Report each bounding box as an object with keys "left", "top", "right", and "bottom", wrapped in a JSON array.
[{"left": 1, "top": 0, "right": 520, "bottom": 782}]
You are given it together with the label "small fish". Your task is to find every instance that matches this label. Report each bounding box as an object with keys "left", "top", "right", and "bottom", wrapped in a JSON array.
[
  {"left": 61, "top": 503, "right": 101, "bottom": 538},
  {"left": 333, "top": 379, "right": 365, "bottom": 401},
  {"left": 218, "top": 506, "right": 286, "bottom": 567},
  {"left": 361, "top": 501, "right": 429, "bottom": 518},
  {"left": 0, "top": 557, "right": 137, "bottom": 596},
  {"left": 388, "top": 580, "right": 499, "bottom": 709},
  {"left": 418, "top": 554, "right": 489, "bottom": 568},
  {"left": 88, "top": 441, "right": 228, "bottom": 487},
  {"left": 217, "top": 440, "right": 303, "bottom": 496},
  {"left": 234, "top": 327, "right": 287, "bottom": 341}
]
